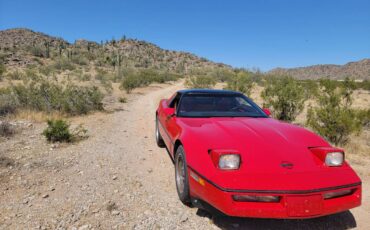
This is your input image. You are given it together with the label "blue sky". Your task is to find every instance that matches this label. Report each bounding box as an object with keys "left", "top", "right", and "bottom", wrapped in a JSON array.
[{"left": 0, "top": 0, "right": 369, "bottom": 71}]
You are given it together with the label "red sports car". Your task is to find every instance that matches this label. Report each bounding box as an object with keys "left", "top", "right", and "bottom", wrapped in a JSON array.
[{"left": 155, "top": 89, "right": 361, "bottom": 219}]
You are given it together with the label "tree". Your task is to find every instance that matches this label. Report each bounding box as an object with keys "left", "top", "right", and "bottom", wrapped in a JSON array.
[
  {"left": 225, "top": 71, "right": 253, "bottom": 96},
  {"left": 306, "top": 78, "right": 363, "bottom": 145},
  {"left": 185, "top": 75, "right": 216, "bottom": 89},
  {"left": 261, "top": 76, "right": 305, "bottom": 122}
]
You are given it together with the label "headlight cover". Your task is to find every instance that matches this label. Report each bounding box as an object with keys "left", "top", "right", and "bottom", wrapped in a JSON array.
[
  {"left": 325, "top": 152, "right": 344, "bottom": 166},
  {"left": 219, "top": 154, "right": 240, "bottom": 170}
]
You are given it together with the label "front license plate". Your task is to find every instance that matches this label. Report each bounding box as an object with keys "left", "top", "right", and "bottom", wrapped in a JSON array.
[{"left": 286, "top": 195, "right": 323, "bottom": 217}]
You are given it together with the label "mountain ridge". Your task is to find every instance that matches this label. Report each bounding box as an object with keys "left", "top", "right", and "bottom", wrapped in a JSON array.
[
  {"left": 0, "top": 28, "right": 229, "bottom": 73},
  {"left": 268, "top": 59, "right": 370, "bottom": 80}
]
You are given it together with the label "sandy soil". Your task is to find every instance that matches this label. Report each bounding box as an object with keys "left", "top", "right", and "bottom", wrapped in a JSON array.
[{"left": 0, "top": 82, "right": 369, "bottom": 229}]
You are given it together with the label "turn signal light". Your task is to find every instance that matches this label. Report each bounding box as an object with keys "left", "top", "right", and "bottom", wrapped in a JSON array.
[
  {"left": 232, "top": 195, "right": 280, "bottom": 203},
  {"left": 323, "top": 189, "right": 353, "bottom": 199}
]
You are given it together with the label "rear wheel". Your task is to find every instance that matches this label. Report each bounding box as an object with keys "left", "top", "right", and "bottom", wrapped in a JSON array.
[
  {"left": 155, "top": 116, "right": 165, "bottom": 148},
  {"left": 175, "top": 145, "right": 191, "bottom": 204}
]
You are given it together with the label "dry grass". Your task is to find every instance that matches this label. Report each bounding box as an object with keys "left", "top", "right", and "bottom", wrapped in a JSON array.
[
  {"left": 345, "top": 129, "right": 370, "bottom": 156},
  {"left": 10, "top": 109, "right": 65, "bottom": 123}
]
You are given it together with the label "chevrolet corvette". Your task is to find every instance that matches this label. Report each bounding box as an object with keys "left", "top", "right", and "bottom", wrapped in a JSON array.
[{"left": 155, "top": 89, "right": 361, "bottom": 219}]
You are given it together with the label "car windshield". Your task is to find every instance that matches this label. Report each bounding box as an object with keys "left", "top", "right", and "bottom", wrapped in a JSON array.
[{"left": 177, "top": 93, "right": 267, "bottom": 118}]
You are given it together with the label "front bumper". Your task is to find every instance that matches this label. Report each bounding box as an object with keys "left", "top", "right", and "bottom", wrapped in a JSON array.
[{"left": 188, "top": 168, "right": 362, "bottom": 219}]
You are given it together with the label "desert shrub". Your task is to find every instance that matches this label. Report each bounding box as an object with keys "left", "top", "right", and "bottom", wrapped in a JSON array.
[
  {"left": 0, "top": 63, "right": 5, "bottom": 80},
  {"left": 355, "top": 109, "right": 370, "bottom": 128},
  {"left": 42, "top": 119, "right": 88, "bottom": 142},
  {"left": 0, "top": 93, "right": 18, "bottom": 116},
  {"left": 4, "top": 78, "right": 103, "bottom": 115},
  {"left": 120, "top": 69, "right": 180, "bottom": 93},
  {"left": 120, "top": 74, "right": 140, "bottom": 93},
  {"left": 53, "top": 58, "right": 75, "bottom": 71},
  {"left": 43, "top": 119, "right": 72, "bottom": 142},
  {"left": 306, "top": 78, "right": 365, "bottom": 145},
  {"left": 300, "top": 80, "right": 319, "bottom": 99},
  {"left": 356, "top": 80, "right": 370, "bottom": 91},
  {"left": 95, "top": 68, "right": 112, "bottom": 81},
  {"left": 185, "top": 75, "right": 216, "bottom": 89},
  {"left": 6, "top": 70, "right": 24, "bottom": 80},
  {"left": 119, "top": 97, "right": 127, "bottom": 103},
  {"left": 39, "top": 65, "right": 54, "bottom": 76},
  {"left": 261, "top": 76, "right": 305, "bottom": 122},
  {"left": 29, "top": 46, "right": 45, "bottom": 57},
  {"left": 225, "top": 71, "right": 254, "bottom": 96},
  {"left": 70, "top": 55, "right": 89, "bottom": 66},
  {"left": 61, "top": 84, "right": 104, "bottom": 115},
  {"left": 210, "top": 68, "right": 236, "bottom": 82},
  {"left": 80, "top": 73, "right": 91, "bottom": 81},
  {"left": 0, "top": 121, "right": 15, "bottom": 137}
]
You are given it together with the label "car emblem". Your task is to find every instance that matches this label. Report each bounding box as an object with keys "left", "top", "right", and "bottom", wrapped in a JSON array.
[{"left": 281, "top": 161, "right": 294, "bottom": 169}]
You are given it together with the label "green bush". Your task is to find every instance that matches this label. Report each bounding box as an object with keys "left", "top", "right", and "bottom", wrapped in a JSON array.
[
  {"left": 300, "top": 80, "right": 319, "bottom": 99},
  {"left": 209, "top": 68, "right": 236, "bottom": 82},
  {"left": 120, "top": 69, "right": 181, "bottom": 93},
  {"left": 3, "top": 78, "right": 103, "bottom": 115},
  {"left": 0, "top": 121, "right": 15, "bottom": 137},
  {"left": 356, "top": 80, "right": 370, "bottom": 91},
  {"left": 185, "top": 75, "right": 216, "bottom": 89},
  {"left": 306, "top": 79, "right": 364, "bottom": 145},
  {"left": 225, "top": 71, "right": 254, "bottom": 96},
  {"left": 0, "top": 63, "right": 6, "bottom": 80},
  {"left": 0, "top": 93, "right": 18, "bottom": 116},
  {"left": 119, "top": 97, "right": 127, "bottom": 103},
  {"left": 62, "top": 84, "right": 104, "bottom": 115},
  {"left": 53, "top": 58, "right": 75, "bottom": 71},
  {"left": 261, "top": 76, "right": 306, "bottom": 122},
  {"left": 43, "top": 119, "right": 72, "bottom": 142}
]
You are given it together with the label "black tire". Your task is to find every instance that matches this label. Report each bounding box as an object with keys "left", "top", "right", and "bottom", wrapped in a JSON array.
[
  {"left": 175, "top": 145, "right": 191, "bottom": 204},
  {"left": 155, "top": 116, "right": 166, "bottom": 148}
]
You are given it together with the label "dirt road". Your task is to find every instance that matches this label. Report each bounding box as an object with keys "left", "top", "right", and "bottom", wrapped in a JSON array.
[{"left": 0, "top": 82, "right": 369, "bottom": 229}]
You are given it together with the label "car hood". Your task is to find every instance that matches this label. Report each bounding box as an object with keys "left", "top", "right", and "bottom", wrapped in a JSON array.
[{"left": 178, "top": 117, "right": 359, "bottom": 190}]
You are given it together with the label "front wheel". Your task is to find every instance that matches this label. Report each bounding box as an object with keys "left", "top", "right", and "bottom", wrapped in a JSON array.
[{"left": 175, "top": 145, "right": 191, "bottom": 204}]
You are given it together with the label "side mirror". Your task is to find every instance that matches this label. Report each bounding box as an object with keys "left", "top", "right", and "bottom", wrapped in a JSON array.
[
  {"left": 164, "top": 107, "right": 176, "bottom": 117},
  {"left": 262, "top": 108, "right": 271, "bottom": 116}
]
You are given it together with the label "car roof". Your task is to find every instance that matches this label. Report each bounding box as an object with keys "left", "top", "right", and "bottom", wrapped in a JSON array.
[{"left": 178, "top": 89, "right": 242, "bottom": 95}]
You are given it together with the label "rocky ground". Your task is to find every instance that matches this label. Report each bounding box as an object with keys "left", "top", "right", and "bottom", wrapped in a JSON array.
[{"left": 0, "top": 82, "right": 369, "bottom": 229}]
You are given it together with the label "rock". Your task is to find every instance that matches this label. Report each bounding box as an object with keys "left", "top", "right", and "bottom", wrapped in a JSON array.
[
  {"left": 78, "top": 225, "right": 89, "bottom": 230},
  {"left": 92, "top": 209, "right": 100, "bottom": 214},
  {"left": 147, "top": 169, "right": 153, "bottom": 173},
  {"left": 112, "top": 175, "right": 118, "bottom": 180},
  {"left": 180, "top": 214, "right": 188, "bottom": 223},
  {"left": 111, "top": 210, "right": 120, "bottom": 216},
  {"left": 42, "top": 194, "right": 49, "bottom": 198}
]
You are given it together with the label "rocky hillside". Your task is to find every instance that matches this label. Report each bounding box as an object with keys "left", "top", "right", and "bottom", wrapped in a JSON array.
[
  {"left": 0, "top": 28, "right": 229, "bottom": 73},
  {"left": 269, "top": 59, "right": 370, "bottom": 80}
]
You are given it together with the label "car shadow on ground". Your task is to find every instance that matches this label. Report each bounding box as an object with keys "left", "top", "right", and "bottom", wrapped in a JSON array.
[{"left": 195, "top": 202, "right": 357, "bottom": 230}]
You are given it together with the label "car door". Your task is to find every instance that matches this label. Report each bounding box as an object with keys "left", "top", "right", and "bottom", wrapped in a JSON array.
[
  {"left": 162, "top": 93, "right": 181, "bottom": 155},
  {"left": 157, "top": 93, "right": 178, "bottom": 149}
]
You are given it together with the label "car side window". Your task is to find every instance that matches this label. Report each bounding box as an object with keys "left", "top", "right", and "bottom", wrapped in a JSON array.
[{"left": 168, "top": 93, "right": 181, "bottom": 109}]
